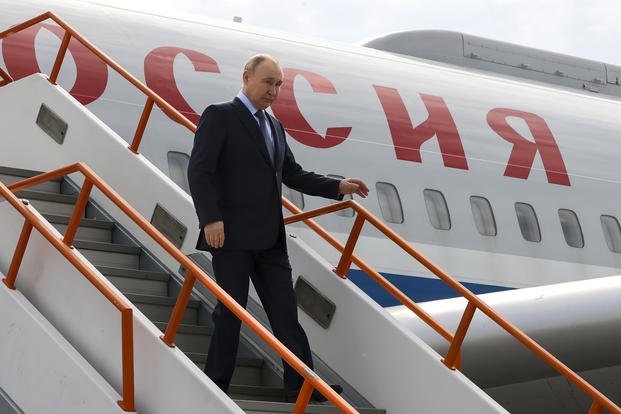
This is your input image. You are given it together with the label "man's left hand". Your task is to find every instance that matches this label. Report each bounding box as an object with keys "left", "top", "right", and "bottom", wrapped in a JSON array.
[{"left": 339, "top": 178, "right": 369, "bottom": 198}]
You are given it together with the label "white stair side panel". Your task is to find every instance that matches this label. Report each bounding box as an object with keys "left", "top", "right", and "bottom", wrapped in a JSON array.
[
  {"left": 0, "top": 74, "right": 506, "bottom": 412},
  {"left": 288, "top": 235, "right": 508, "bottom": 413},
  {"left": 0, "top": 275, "right": 124, "bottom": 414},
  {"left": 0, "top": 203, "right": 243, "bottom": 414}
]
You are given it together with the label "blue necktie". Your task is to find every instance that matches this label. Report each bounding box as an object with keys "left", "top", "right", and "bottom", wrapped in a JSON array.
[{"left": 255, "top": 110, "right": 275, "bottom": 163}]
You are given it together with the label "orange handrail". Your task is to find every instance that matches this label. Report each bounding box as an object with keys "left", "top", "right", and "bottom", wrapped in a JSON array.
[
  {"left": 0, "top": 66, "right": 12, "bottom": 86},
  {"left": 0, "top": 179, "right": 135, "bottom": 411},
  {"left": 283, "top": 198, "right": 621, "bottom": 414},
  {"left": 4, "top": 163, "right": 357, "bottom": 414},
  {"left": 0, "top": 12, "right": 196, "bottom": 153}
]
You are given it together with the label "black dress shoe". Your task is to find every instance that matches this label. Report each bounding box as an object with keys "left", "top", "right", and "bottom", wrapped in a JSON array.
[{"left": 285, "top": 384, "right": 343, "bottom": 403}]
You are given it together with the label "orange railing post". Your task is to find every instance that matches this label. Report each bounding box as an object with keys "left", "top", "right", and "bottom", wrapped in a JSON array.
[
  {"left": 49, "top": 30, "right": 71, "bottom": 85},
  {"left": 443, "top": 301, "right": 477, "bottom": 370},
  {"left": 130, "top": 97, "right": 155, "bottom": 154},
  {"left": 63, "top": 177, "right": 93, "bottom": 247},
  {"left": 334, "top": 213, "right": 365, "bottom": 278},
  {"left": 161, "top": 270, "right": 197, "bottom": 347},
  {"left": 3, "top": 220, "right": 33, "bottom": 289},
  {"left": 119, "top": 307, "right": 135, "bottom": 412},
  {"left": 292, "top": 379, "right": 314, "bottom": 414},
  {"left": 589, "top": 401, "right": 603, "bottom": 414}
]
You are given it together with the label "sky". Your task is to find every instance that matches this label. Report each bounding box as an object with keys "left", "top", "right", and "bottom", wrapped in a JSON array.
[{"left": 85, "top": 0, "right": 621, "bottom": 65}]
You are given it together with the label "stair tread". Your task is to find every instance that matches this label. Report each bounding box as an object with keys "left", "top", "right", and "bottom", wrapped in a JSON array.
[
  {"left": 233, "top": 399, "right": 385, "bottom": 414},
  {"left": 229, "top": 384, "right": 284, "bottom": 397},
  {"left": 96, "top": 265, "right": 170, "bottom": 281},
  {"left": 125, "top": 292, "right": 201, "bottom": 308},
  {"left": 0, "top": 166, "right": 63, "bottom": 182},
  {"left": 15, "top": 189, "right": 77, "bottom": 203},
  {"left": 153, "top": 321, "right": 212, "bottom": 335},
  {"left": 73, "top": 239, "right": 140, "bottom": 254},
  {"left": 43, "top": 213, "right": 114, "bottom": 229}
]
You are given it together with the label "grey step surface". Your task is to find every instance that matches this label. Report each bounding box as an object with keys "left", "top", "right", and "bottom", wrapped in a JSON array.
[
  {"left": 98, "top": 266, "right": 169, "bottom": 296},
  {"left": 0, "top": 166, "right": 62, "bottom": 193},
  {"left": 14, "top": 189, "right": 79, "bottom": 216},
  {"left": 188, "top": 353, "right": 264, "bottom": 386},
  {"left": 153, "top": 322, "right": 211, "bottom": 354},
  {"left": 235, "top": 399, "right": 386, "bottom": 414},
  {"left": 74, "top": 240, "right": 141, "bottom": 269},
  {"left": 229, "top": 384, "right": 287, "bottom": 402},
  {"left": 44, "top": 213, "right": 114, "bottom": 243},
  {"left": 125, "top": 293, "right": 200, "bottom": 325},
  {"left": 230, "top": 385, "right": 388, "bottom": 413}
]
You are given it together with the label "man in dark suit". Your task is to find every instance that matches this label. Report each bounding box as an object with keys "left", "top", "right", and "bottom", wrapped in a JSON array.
[{"left": 187, "top": 54, "right": 368, "bottom": 400}]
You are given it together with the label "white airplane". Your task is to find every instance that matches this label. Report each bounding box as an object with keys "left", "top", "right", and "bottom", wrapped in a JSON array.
[
  {"left": 2, "top": 0, "right": 620, "bottom": 308},
  {"left": 2, "top": 1, "right": 621, "bottom": 413}
]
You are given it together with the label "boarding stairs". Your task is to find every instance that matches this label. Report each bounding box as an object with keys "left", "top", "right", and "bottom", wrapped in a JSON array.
[
  {"left": 1, "top": 11, "right": 620, "bottom": 414},
  {"left": 0, "top": 165, "right": 383, "bottom": 414}
]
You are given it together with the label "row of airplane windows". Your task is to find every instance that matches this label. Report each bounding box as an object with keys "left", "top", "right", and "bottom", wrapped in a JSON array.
[
  {"left": 288, "top": 178, "right": 621, "bottom": 254},
  {"left": 167, "top": 152, "right": 621, "bottom": 254}
]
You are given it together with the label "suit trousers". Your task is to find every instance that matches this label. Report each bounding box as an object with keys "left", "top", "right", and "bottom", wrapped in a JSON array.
[{"left": 204, "top": 245, "right": 314, "bottom": 392}]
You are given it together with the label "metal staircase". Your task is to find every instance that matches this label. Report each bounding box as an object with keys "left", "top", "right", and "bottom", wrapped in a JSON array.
[
  {"left": 0, "top": 165, "right": 385, "bottom": 414},
  {"left": 2, "top": 11, "right": 618, "bottom": 413}
]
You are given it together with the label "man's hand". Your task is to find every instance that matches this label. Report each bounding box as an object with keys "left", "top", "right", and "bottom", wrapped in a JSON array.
[
  {"left": 204, "top": 221, "right": 225, "bottom": 248},
  {"left": 339, "top": 178, "right": 369, "bottom": 198}
]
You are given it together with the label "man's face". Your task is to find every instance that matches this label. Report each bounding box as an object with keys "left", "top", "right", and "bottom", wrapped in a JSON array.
[{"left": 242, "top": 59, "right": 283, "bottom": 110}]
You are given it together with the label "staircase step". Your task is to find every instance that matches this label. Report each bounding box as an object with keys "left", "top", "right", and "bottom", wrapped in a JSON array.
[
  {"left": 44, "top": 213, "right": 114, "bottom": 243},
  {"left": 98, "top": 266, "right": 169, "bottom": 296},
  {"left": 188, "top": 353, "right": 263, "bottom": 386},
  {"left": 234, "top": 399, "right": 386, "bottom": 414},
  {"left": 125, "top": 293, "right": 200, "bottom": 325},
  {"left": 228, "top": 384, "right": 286, "bottom": 402},
  {"left": 0, "top": 166, "right": 62, "bottom": 193},
  {"left": 15, "top": 189, "right": 78, "bottom": 216},
  {"left": 73, "top": 240, "right": 140, "bottom": 269},
  {"left": 230, "top": 386, "right": 387, "bottom": 413},
  {"left": 153, "top": 322, "right": 212, "bottom": 354}
]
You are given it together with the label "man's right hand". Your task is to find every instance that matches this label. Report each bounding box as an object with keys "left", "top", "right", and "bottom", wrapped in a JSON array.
[{"left": 204, "top": 221, "right": 225, "bottom": 248}]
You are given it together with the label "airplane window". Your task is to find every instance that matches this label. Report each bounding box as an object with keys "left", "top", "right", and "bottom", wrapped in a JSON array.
[
  {"left": 600, "top": 215, "right": 621, "bottom": 253},
  {"left": 167, "top": 151, "right": 190, "bottom": 194},
  {"left": 376, "top": 182, "right": 404, "bottom": 224},
  {"left": 470, "top": 196, "right": 497, "bottom": 236},
  {"left": 328, "top": 174, "right": 354, "bottom": 217},
  {"left": 515, "top": 203, "right": 541, "bottom": 242},
  {"left": 558, "top": 209, "right": 584, "bottom": 248},
  {"left": 282, "top": 185, "right": 305, "bottom": 210},
  {"left": 424, "top": 189, "right": 451, "bottom": 230}
]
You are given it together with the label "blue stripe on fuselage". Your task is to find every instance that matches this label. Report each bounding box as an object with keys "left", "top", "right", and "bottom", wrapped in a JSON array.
[{"left": 347, "top": 269, "right": 513, "bottom": 306}]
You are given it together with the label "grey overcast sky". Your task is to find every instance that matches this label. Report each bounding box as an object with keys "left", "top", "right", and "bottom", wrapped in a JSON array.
[{"left": 87, "top": 0, "right": 621, "bottom": 65}]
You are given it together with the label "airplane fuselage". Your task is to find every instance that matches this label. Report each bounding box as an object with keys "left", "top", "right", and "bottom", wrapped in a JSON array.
[{"left": 2, "top": 0, "right": 620, "bottom": 304}]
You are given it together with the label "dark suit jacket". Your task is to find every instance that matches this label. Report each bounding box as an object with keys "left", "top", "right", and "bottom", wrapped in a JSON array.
[{"left": 188, "top": 97, "right": 342, "bottom": 251}]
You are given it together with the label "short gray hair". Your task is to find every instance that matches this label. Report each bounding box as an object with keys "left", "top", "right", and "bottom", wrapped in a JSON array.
[{"left": 244, "top": 54, "right": 278, "bottom": 73}]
